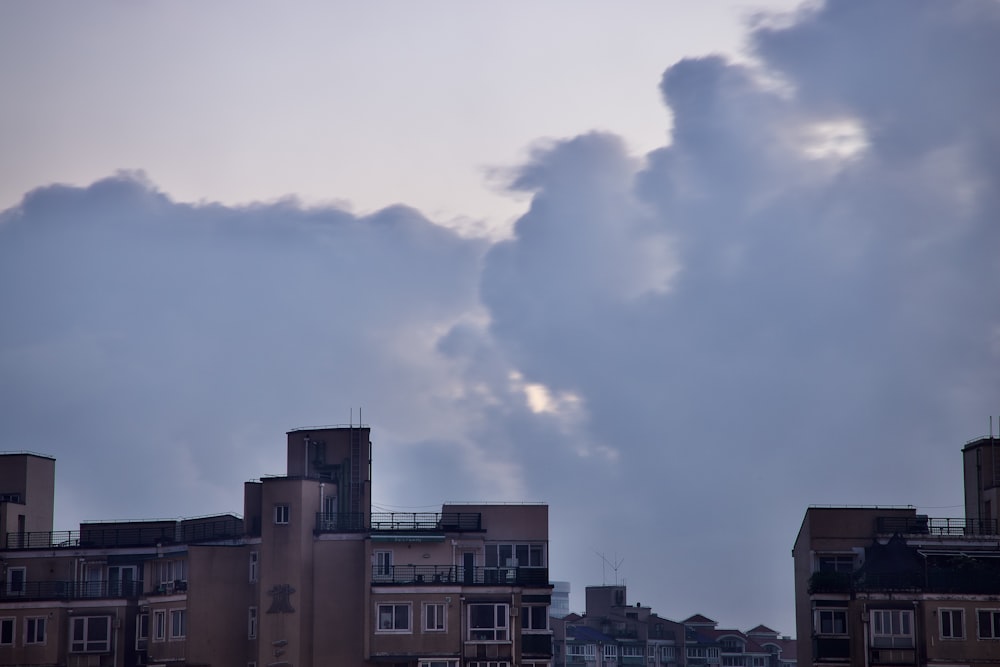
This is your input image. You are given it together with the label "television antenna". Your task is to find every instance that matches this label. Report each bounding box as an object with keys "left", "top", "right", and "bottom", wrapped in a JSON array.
[{"left": 595, "top": 551, "right": 624, "bottom": 586}]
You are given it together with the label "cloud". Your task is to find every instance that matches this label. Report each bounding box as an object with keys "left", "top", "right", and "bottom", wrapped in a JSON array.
[{"left": 2, "top": 0, "right": 999, "bottom": 635}]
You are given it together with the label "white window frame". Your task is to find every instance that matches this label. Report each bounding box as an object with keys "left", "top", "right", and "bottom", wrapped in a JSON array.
[
  {"left": 468, "top": 603, "right": 509, "bottom": 641},
  {"left": 0, "top": 618, "right": 13, "bottom": 646},
  {"left": 169, "top": 609, "right": 186, "bottom": 640},
  {"left": 622, "top": 645, "right": 644, "bottom": 658},
  {"left": 24, "top": 616, "right": 45, "bottom": 645},
  {"left": 376, "top": 602, "right": 411, "bottom": 633},
  {"left": 373, "top": 550, "right": 393, "bottom": 581},
  {"left": 249, "top": 551, "right": 259, "bottom": 583},
  {"left": 661, "top": 645, "right": 675, "bottom": 660},
  {"left": 136, "top": 613, "right": 149, "bottom": 650},
  {"left": 5, "top": 566, "right": 25, "bottom": 596},
  {"left": 70, "top": 616, "right": 111, "bottom": 653},
  {"left": 153, "top": 609, "right": 167, "bottom": 642},
  {"left": 423, "top": 602, "right": 446, "bottom": 632},
  {"left": 248, "top": 606, "right": 258, "bottom": 639},
  {"left": 940, "top": 608, "right": 965, "bottom": 639},
  {"left": 274, "top": 504, "right": 290, "bottom": 525},
  {"left": 978, "top": 609, "right": 1000, "bottom": 639},
  {"left": 419, "top": 661, "right": 459, "bottom": 667},
  {"left": 870, "top": 609, "right": 913, "bottom": 648},
  {"left": 604, "top": 644, "right": 618, "bottom": 659},
  {"left": 815, "top": 608, "right": 848, "bottom": 635},
  {"left": 521, "top": 604, "right": 548, "bottom": 631}
]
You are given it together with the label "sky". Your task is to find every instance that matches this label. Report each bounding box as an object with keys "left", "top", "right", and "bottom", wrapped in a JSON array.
[{"left": 1, "top": 0, "right": 999, "bottom": 636}]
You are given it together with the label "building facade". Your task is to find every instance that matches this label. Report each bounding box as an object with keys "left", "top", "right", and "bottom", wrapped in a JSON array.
[
  {"left": 551, "top": 586, "right": 795, "bottom": 667},
  {"left": 793, "top": 435, "right": 1000, "bottom": 667},
  {"left": 0, "top": 426, "right": 553, "bottom": 667}
]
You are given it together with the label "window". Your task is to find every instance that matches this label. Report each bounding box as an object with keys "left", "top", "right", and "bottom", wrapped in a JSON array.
[
  {"left": 521, "top": 605, "right": 548, "bottom": 631},
  {"left": 170, "top": 609, "right": 186, "bottom": 639},
  {"left": 70, "top": 616, "right": 111, "bottom": 653},
  {"left": 376, "top": 603, "right": 411, "bottom": 633},
  {"left": 0, "top": 618, "right": 13, "bottom": 646},
  {"left": 158, "top": 560, "right": 187, "bottom": 587},
  {"left": 940, "top": 608, "right": 964, "bottom": 639},
  {"left": 25, "top": 617, "right": 45, "bottom": 644},
  {"left": 871, "top": 609, "right": 913, "bottom": 648},
  {"left": 136, "top": 613, "right": 148, "bottom": 650},
  {"left": 249, "top": 551, "right": 259, "bottom": 583},
  {"left": 817, "top": 554, "right": 855, "bottom": 573},
  {"left": 248, "top": 606, "right": 258, "bottom": 639},
  {"left": 468, "top": 603, "right": 509, "bottom": 641},
  {"left": 467, "top": 663, "right": 510, "bottom": 667},
  {"left": 485, "top": 544, "right": 545, "bottom": 568},
  {"left": 153, "top": 610, "right": 167, "bottom": 641},
  {"left": 752, "top": 657, "right": 766, "bottom": 667},
  {"left": 978, "top": 609, "right": 1000, "bottom": 639},
  {"left": 423, "top": 602, "right": 446, "bottom": 631},
  {"left": 721, "top": 657, "right": 744, "bottom": 667},
  {"left": 622, "top": 646, "right": 644, "bottom": 657},
  {"left": 107, "top": 565, "right": 138, "bottom": 597},
  {"left": 6, "top": 567, "right": 25, "bottom": 596},
  {"left": 568, "top": 643, "right": 595, "bottom": 657},
  {"left": 419, "top": 661, "right": 459, "bottom": 667},
  {"left": 274, "top": 504, "right": 290, "bottom": 524},
  {"left": 661, "top": 646, "right": 675, "bottom": 660},
  {"left": 373, "top": 550, "right": 393, "bottom": 581},
  {"left": 815, "top": 609, "right": 848, "bottom": 635}
]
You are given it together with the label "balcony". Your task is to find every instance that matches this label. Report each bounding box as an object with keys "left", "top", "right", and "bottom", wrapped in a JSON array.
[
  {"left": 3, "top": 515, "right": 244, "bottom": 549},
  {"left": 0, "top": 579, "right": 145, "bottom": 601},
  {"left": 372, "top": 565, "right": 548, "bottom": 586},
  {"left": 876, "top": 516, "right": 997, "bottom": 536},
  {"left": 521, "top": 633, "right": 553, "bottom": 656},
  {"left": 813, "top": 637, "right": 850, "bottom": 662},
  {"left": 869, "top": 648, "right": 916, "bottom": 665},
  {"left": 315, "top": 511, "right": 483, "bottom": 533}
]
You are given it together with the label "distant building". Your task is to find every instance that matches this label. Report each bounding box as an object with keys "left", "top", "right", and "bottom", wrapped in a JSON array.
[
  {"left": 0, "top": 427, "right": 553, "bottom": 666},
  {"left": 793, "top": 435, "right": 1000, "bottom": 667},
  {"left": 551, "top": 581, "right": 572, "bottom": 618},
  {"left": 552, "top": 584, "right": 795, "bottom": 667}
]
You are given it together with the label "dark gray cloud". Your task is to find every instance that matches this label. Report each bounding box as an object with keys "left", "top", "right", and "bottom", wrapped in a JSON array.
[{"left": 2, "top": 0, "right": 998, "bottom": 635}]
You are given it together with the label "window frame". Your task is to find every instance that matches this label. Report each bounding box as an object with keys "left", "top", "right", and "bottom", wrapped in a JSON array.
[
  {"left": 249, "top": 551, "right": 259, "bottom": 583},
  {"left": 248, "top": 606, "right": 258, "bottom": 639},
  {"left": 468, "top": 603, "right": 510, "bottom": 641},
  {"left": 978, "top": 608, "right": 1000, "bottom": 639},
  {"left": 376, "top": 602, "right": 412, "bottom": 633},
  {"left": 169, "top": 609, "right": 186, "bottom": 640},
  {"left": 24, "top": 616, "right": 46, "bottom": 645},
  {"left": 136, "top": 613, "right": 149, "bottom": 650},
  {"left": 521, "top": 604, "right": 548, "bottom": 631},
  {"left": 153, "top": 609, "right": 167, "bottom": 642},
  {"left": 870, "top": 609, "right": 913, "bottom": 648},
  {"left": 373, "top": 550, "right": 393, "bottom": 581},
  {"left": 0, "top": 618, "right": 13, "bottom": 646},
  {"left": 274, "top": 504, "right": 290, "bottom": 525},
  {"left": 5, "top": 566, "right": 25, "bottom": 596},
  {"left": 70, "top": 616, "right": 112, "bottom": 653},
  {"left": 423, "top": 602, "right": 446, "bottom": 632},
  {"left": 815, "top": 608, "right": 848, "bottom": 635},
  {"left": 940, "top": 608, "right": 965, "bottom": 640}
]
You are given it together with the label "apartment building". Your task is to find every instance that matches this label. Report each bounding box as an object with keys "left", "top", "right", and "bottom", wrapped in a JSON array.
[
  {"left": 793, "top": 435, "right": 1000, "bottom": 667},
  {"left": 552, "top": 586, "right": 794, "bottom": 667},
  {"left": 0, "top": 426, "right": 553, "bottom": 666}
]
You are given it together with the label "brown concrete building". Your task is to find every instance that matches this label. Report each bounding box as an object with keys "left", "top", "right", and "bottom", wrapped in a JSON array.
[
  {"left": 793, "top": 436, "right": 1000, "bottom": 667},
  {"left": 0, "top": 427, "right": 553, "bottom": 667}
]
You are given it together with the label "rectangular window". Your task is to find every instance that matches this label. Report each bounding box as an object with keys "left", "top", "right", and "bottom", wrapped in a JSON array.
[
  {"left": 661, "top": 646, "right": 675, "bottom": 660},
  {"left": 158, "top": 560, "right": 187, "bottom": 587},
  {"left": 25, "top": 617, "right": 45, "bottom": 644},
  {"left": 0, "top": 618, "right": 13, "bottom": 646},
  {"left": 467, "top": 663, "right": 510, "bottom": 667},
  {"left": 521, "top": 605, "right": 548, "bottom": 631},
  {"left": 153, "top": 609, "right": 167, "bottom": 641},
  {"left": 978, "top": 609, "right": 1000, "bottom": 639},
  {"left": 274, "top": 505, "right": 290, "bottom": 524},
  {"left": 376, "top": 603, "right": 411, "bottom": 632},
  {"left": 485, "top": 544, "right": 546, "bottom": 568},
  {"left": 373, "top": 550, "right": 393, "bottom": 581},
  {"left": 6, "top": 567, "right": 25, "bottom": 596},
  {"left": 940, "top": 608, "right": 964, "bottom": 639},
  {"left": 170, "top": 609, "right": 186, "bottom": 639},
  {"left": 423, "top": 602, "right": 446, "bottom": 631},
  {"left": 248, "top": 606, "right": 258, "bottom": 639},
  {"left": 70, "top": 616, "right": 111, "bottom": 653},
  {"left": 419, "top": 661, "right": 459, "bottom": 667},
  {"left": 622, "top": 646, "right": 643, "bottom": 657},
  {"left": 871, "top": 609, "right": 913, "bottom": 648},
  {"left": 604, "top": 644, "right": 618, "bottom": 658},
  {"left": 815, "top": 609, "right": 848, "bottom": 635},
  {"left": 249, "top": 551, "right": 259, "bottom": 583},
  {"left": 817, "top": 554, "right": 855, "bottom": 573},
  {"left": 468, "top": 603, "right": 509, "bottom": 641},
  {"left": 107, "top": 565, "right": 138, "bottom": 597},
  {"left": 136, "top": 613, "right": 148, "bottom": 650}
]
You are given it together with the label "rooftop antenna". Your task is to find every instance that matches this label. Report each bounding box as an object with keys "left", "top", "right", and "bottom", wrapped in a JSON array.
[{"left": 595, "top": 551, "right": 625, "bottom": 586}]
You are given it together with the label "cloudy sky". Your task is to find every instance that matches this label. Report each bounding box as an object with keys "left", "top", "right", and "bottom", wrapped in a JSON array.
[{"left": 2, "top": 0, "right": 998, "bottom": 635}]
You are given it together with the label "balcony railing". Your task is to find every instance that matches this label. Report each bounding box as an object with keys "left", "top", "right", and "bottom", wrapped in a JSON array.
[
  {"left": 813, "top": 637, "right": 850, "bottom": 661},
  {"left": 811, "top": 568, "right": 1000, "bottom": 594},
  {"left": 0, "top": 580, "right": 145, "bottom": 601},
  {"left": 876, "top": 516, "right": 997, "bottom": 536},
  {"left": 372, "top": 565, "right": 548, "bottom": 586},
  {"left": 315, "top": 511, "right": 483, "bottom": 533},
  {"left": 4, "top": 517, "right": 244, "bottom": 550}
]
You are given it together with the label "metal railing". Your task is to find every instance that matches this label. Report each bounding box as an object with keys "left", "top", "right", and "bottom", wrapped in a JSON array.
[
  {"left": 0, "top": 580, "right": 145, "bottom": 601},
  {"left": 315, "top": 511, "right": 482, "bottom": 533},
  {"left": 372, "top": 565, "right": 548, "bottom": 586},
  {"left": 876, "top": 516, "right": 998, "bottom": 536},
  {"left": 4, "top": 517, "right": 244, "bottom": 550}
]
